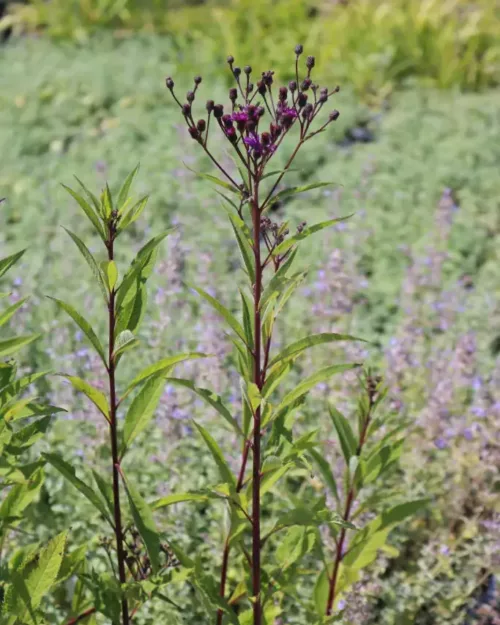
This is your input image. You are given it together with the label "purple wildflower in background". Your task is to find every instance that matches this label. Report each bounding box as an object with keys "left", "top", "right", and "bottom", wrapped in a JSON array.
[{"left": 434, "top": 437, "right": 447, "bottom": 449}]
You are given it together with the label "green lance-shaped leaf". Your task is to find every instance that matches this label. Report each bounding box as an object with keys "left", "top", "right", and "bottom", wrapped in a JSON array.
[
  {"left": 265, "top": 182, "right": 334, "bottom": 213},
  {"left": 61, "top": 184, "right": 106, "bottom": 241},
  {"left": 227, "top": 213, "right": 255, "bottom": 283},
  {"left": 188, "top": 284, "right": 248, "bottom": 347},
  {"left": 164, "top": 377, "right": 243, "bottom": 437},
  {"left": 122, "top": 374, "right": 165, "bottom": 455},
  {"left": 0, "top": 334, "right": 40, "bottom": 359},
  {"left": 7, "top": 416, "right": 51, "bottom": 452},
  {"left": 262, "top": 359, "right": 295, "bottom": 399},
  {"left": 0, "top": 371, "right": 49, "bottom": 408},
  {"left": 101, "top": 260, "right": 118, "bottom": 292},
  {"left": 276, "top": 363, "right": 361, "bottom": 414},
  {"left": 329, "top": 406, "right": 357, "bottom": 463},
  {"left": 0, "top": 297, "right": 29, "bottom": 328},
  {"left": 43, "top": 453, "right": 113, "bottom": 526},
  {"left": 48, "top": 297, "right": 107, "bottom": 367},
  {"left": 113, "top": 329, "right": 138, "bottom": 361},
  {"left": 124, "top": 352, "right": 207, "bottom": 398},
  {"left": 152, "top": 491, "right": 212, "bottom": 510},
  {"left": 0, "top": 249, "right": 26, "bottom": 280},
  {"left": 102, "top": 183, "right": 113, "bottom": 218},
  {"left": 119, "top": 195, "right": 148, "bottom": 231},
  {"left": 184, "top": 163, "right": 240, "bottom": 194},
  {"left": 310, "top": 449, "right": 341, "bottom": 507},
  {"left": 261, "top": 167, "right": 298, "bottom": 180},
  {"left": 91, "top": 469, "right": 114, "bottom": 518},
  {"left": 14, "top": 531, "right": 67, "bottom": 620},
  {"left": 59, "top": 375, "right": 109, "bottom": 421},
  {"left": 273, "top": 215, "right": 353, "bottom": 257},
  {"left": 121, "top": 470, "right": 161, "bottom": 573},
  {"left": 0, "top": 467, "right": 44, "bottom": 522},
  {"left": 117, "top": 163, "right": 140, "bottom": 211},
  {"left": 73, "top": 175, "right": 102, "bottom": 216},
  {"left": 63, "top": 227, "right": 108, "bottom": 301},
  {"left": 193, "top": 421, "right": 236, "bottom": 488},
  {"left": 269, "top": 333, "right": 365, "bottom": 368},
  {"left": 116, "top": 230, "right": 173, "bottom": 310}
]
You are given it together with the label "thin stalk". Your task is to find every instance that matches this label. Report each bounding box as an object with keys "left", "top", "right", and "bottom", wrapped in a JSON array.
[
  {"left": 325, "top": 400, "right": 373, "bottom": 616},
  {"left": 251, "top": 183, "right": 263, "bottom": 625},
  {"left": 107, "top": 231, "right": 130, "bottom": 625}
]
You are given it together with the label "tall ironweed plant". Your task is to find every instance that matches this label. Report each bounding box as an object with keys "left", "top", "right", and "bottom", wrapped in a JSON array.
[{"left": 0, "top": 48, "right": 426, "bottom": 625}]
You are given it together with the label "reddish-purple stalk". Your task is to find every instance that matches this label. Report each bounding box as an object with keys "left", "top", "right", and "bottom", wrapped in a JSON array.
[
  {"left": 106, "top": 220, "right": 130, "bottom": 625},
  {"left": 325, "top": 386, "right": 375, "bottom": 617}
]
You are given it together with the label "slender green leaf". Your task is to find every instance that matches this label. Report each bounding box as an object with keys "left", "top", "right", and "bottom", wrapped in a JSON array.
[
  {"left": 122, "top": 375, "right": 165, "bottom": 454},
  {"left": 0, "top": 335, "right": 39, "bottom": 359},
  {"left": 113, "top": 329, "right": 138, "bottom": 360},
  {"left": 189, "top": 284, "right": 247, "bottom": 347},
  {"left": 0, "top": 249, "right": 25, "bottom": 280},
  {"left": 118, "top": 164, "right": 140, "bottom": 210},
  {"left": 184, "top": 164, "right": 240, "bottom": 194},
  {"left": 43, "top": 453, "right": 112, "bottom": 525},
  {"left": 193, "top": 422, "right": 236, "bottom": 488},
  {"left": 0, "top": 297, "right": 29, "bottom": 328},
  {"left": 48, "top": 297, "right": 107, "bottom": 367},
  {"left": 277, "top": 364, "right": 361, "bottom": 414},
  {"left": 152, "top": 492, "right": 211, "bottom": 510},
  {"left": 310, "top": 449, "right": 340, "bottom": 506},
  {"left": 101, "top": 260, "right": 118, "bottom": 291},
  {"left": 329, "top": 406, "right": 357, "bottom": 463},
  {"left": 61, "top": 184, "right": 106, "bottom": 240},
  {"left": 273, "top": 216, "right": 353, "bottom": 256},
  {"left": 125, "top": 352, "right": 206, "bottom": 394},
  {"left": 270, "top": 333, "right": 364, "bottom": 368},
  {"left": 0, "top": 468, "right": 44, "bottom": 521},
  {"left": 59, "top": 375, "right": 109, "bottom": 421},
  {"left": 121, "top": 472, "right": 161, "bottom": 573},
  {"left": 63, "top": 227, "right": 108, "bottom": 301},
  {"left": 228, "top": 214, "right": 255, "bottom": 283},
  {"left": 119, "top": 195, "right": 148, "bottom": 230}
]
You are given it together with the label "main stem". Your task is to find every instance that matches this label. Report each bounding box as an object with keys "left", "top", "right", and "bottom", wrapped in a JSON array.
[
  {"left": 107, "top": 234, "right": 130, "bottom": 625},
  {"left": 251, "top": 186, "right": 262, "bottom": 625}
]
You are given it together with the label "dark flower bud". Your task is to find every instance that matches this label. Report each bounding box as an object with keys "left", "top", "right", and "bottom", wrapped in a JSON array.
[
  {"left": 165, "top": 77, "right": 174, "bottom": 90},
  {"left": 297, "top": 92, "right": 308, "bottom": 107},
  {"left": 295, "top": 44, "right": 303, "bottom": 55},
  {"left": 257, "top": 80, "right": 267, "bottom": 95},
  {"left": 301, "top": 78, "right": 312, "bottom": 91},
  {"left": 226, "top": 126, "right": 237, "bottom": 142},
  {"left": 257, "top": 106, "right": 265, "bottom": 117},
  {"left": 288, "top": 80, "right": 297, "bottom": 92},
  {"left": 246, "top": 104, "right": 257, "bottom": 119},
  {"left": 197, "top": 119, "right": 206, "bottom": 132},
  {"left": 247, "top": 82, "right": 254, "bottom": 93},
  {"left": 233, "top": 66, "right": 242, "bottom": 77},
  {"left": 246, "top": 120, "right": 257, "bottom": 133},
  {"left": 270, "top": 123, "right": 282, "bottom": 139},
  {"left": 312, "top": 83, "right": 319, "bottom": 93},
  {"left": 194, "top": 76, "right": 202, "bottom": 85},
  {"left": 186, "top": 91, "right": 195, "bottom": 103},
  {"left": 301, "top": 103, "right": 313, "bottom": 120},
  {"left": 297, "top": 221, "right": 307, "bottom": 233},
  {"left": 206, "top": 99, "right": 215, "bottom": 112},
  {"left": 319, "top": 87, "right": 328, "bottom": 103},
  {"left": 261, "top": 131, "right": 271, "bottom": 146},
  {"left": 188, "top": 126, "right": 200, "bottom": 140},
  {"left": 229, "top": 87, "right": 238, "bottom": 101},
  {"left": 182, "top": 103, "right": 191, "bottom": 116},
  {"left": 262, "top": 70, "right": 274, "bottom": 86},
  {"left": 213, "top": 104, "right": 224, "bottom": 118},
  {"left": 333, "top": 85, "right": 340, "bottom": 93},
  {"left": 222, "top": 114, "right": 233, "bottom": 128},
  {"left": 244, "top": 65, "right": 252, "bottom": 75},
  {"left": 329, "top": 109, "right": 340, "bottom": 121},
  {"left": 227, "top": 55, "right": 234, "bottom": 64},
  {"left": 279, "top": 86, "right": 288, "bottom": 101},
  {"left": 306, "top": 55, "right": 315, "bottom": 69}
]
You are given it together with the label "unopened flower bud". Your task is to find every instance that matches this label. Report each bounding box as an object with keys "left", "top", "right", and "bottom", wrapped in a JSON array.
[
  {"left": 186, "top": 91, "right": 195, "bottom": 102},
  {"left": 333, "top": 85, "right": 340, "bottom": 93},
  {"left": 257, "top": 81, "right": 267, "bottom": 96},
  {"left": 213, "top": 104, "right": 224, "bottom": 119},
  {"left": 279, "top": 86, "right": 288, "bottom": 101},
  {"left": 297, "top": 92, "right": 308, "bottom": 107},
  {"left": 244, "top": 65, "right": 252, "bottom": 75},
  {"left": 319, "top": 87, "right": 328, "bottom": 103},
  {"left": 222, "top": 114, "right": 233, "bottom": 128},
  {"left": 301, "top": 103, "right": 313, "bottom": 120},
  {"left": 227, "top": 55, "right": 234, "bottom": 64},
  {"left": 306, "top": 55, "right": 315, "bottom": 69},
  {"left": 261, "top": 131, "right": 271, "bottom": 146},
  {"left": 206, "top": 99, "right": 215, "bottom": 112},
  {"left": 233, "top": 66, "right": 242, "bottom": 77},
  {"left": 188, "top": 126, "right": 200, "bottom": 140},
  {"left": 295, "top": 44, "right": 303, "bottom": 55},
  {"left": 165, "top": 77, "right": 174, "bottom": 90},
  {"left": 297, "top": 221, "right": 307, "bottom": 233},
  {"left": 256, "top": 106, "right": 265, "bottom": 117},
  {"left": 301, "top": 78, "right": 312, "bottom": 91},
  {"left": 226, "top": 126, "right": 237, "bottom": 142},
  {"left": 288, "top": 80, "right": 297, "bottom": 92},
  {"left": 194, "top": 76, "right": 202, "bottom": 85},
  {"left": 247, "top": 82, "right": 254, "bottom": 93},
  {"left": 229, "top": 87, "right": 238, "bottom": 101},
  {"left": 329, "top": 109, "right": 340, "bottom": 121},
  {"left": 182, "top": 103, "right": 191, "bottom": 116},
  {"left": 197, "top": 119, "right": 206, "bottom": 132}
]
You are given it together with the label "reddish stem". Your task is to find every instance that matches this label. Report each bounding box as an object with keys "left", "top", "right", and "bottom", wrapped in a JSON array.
[{"left": 65, "top": 608, "right": 97, "bottom": 625}]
